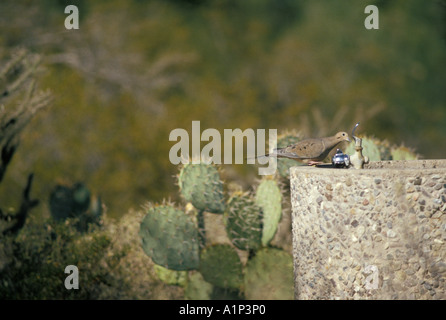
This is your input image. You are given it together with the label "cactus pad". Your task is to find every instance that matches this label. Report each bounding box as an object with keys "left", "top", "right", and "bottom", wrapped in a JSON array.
[
  {"left": 391, "top": 146, "right": 417, "bottom": 160},
  {"left": 255, "top": 178, "right": 282, "bottom": 246},
  {"left": 154, "top": 264, "right": 187, "bottom": 286},
  {"left": 49, "top": 185, "right": 74, "bottom": 221},
  {"left": 184, "top": 272, "right": 213, "bottom": 300},
  {"left": 345, "top": 136, "right": 381, "bottom": 162},
  {"left": 345, "top": 136, "right": 418, "bottom": 162},
  {"left": 199, "top": 244, "right": 243, "bottom": 289},
  {"left": 244, "top": 248, "right": 294, "bottom": 300},
  {"left": 139, "top": 204, "right": 199, "bottom": 270},
  {"left": 178, "top": 163, "right": 226, "bottom": 213},
  {"left": 49, "top": 183, "right": 101, "bottom": 232},
  {"left": 375, "top": 140, "right": 392, "bottom": 160},
  {"left": 224, "top": 193, "right": 263, "bottom": 251},
  {"left": 72, "top": 183, "right": 91, "bottom": 214}
]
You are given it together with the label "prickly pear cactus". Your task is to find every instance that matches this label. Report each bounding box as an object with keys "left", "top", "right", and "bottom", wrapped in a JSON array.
[
  {"left": 178, "top": 163, "right": 226, "bottom": 214},
  {"left": 276, "top": 131, "right": 304, "bottom": 178},
  {"left": 199, "top": 244, "right": 243, "bottom": 289},
  {"left": 391, "top": 146, "right": 417, "bottom": 160},
  {"left": 49, "top": 185, "right": 74, "bottom": 221},
  {"left": 139, "top": 204, "right": 200, "bottom": 270},
  {"left": 375, "top": 139, "right": 393, "bottom": 160},
  {"left": 244, "top": 248, "right": 294, "bottom": 300},
  {"left": 345, "top": 136, "right": 418, "bottom": 162},
  {"left": 345, "top": 136, "right": 381, "bottom": 162},
  {"left": 224, "top": 193, "right": 263, "bottom": 251},
  {"left": 49, "top": 183, "right": 101, "bottom": 232},
  {"left": 72, "top": 183, "right": 91, "bottom": 214},
  {"left": 345, "top": 137, "right": 358, "bottom": 158},
  {"left": 154, "top": 264, "right": 187, "bottom": 286},
  {"left": 184, "top": 271, "right": 213, "bottom": 300},
  {"left": 255, "top": 178, "right": 282, "bottom": 246}
]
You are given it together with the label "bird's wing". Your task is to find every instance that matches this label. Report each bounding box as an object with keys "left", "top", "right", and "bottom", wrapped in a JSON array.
[{"left": 280, "top": 138, "right": 325, "bottom": 160}]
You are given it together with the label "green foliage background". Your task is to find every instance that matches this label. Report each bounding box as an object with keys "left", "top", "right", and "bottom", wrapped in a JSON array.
[
  {"left": 0, "top": 0, "right": 445, "bottom": 300},
  {"left": 0, "top": 0, "right": 444, "bottom": 219}
]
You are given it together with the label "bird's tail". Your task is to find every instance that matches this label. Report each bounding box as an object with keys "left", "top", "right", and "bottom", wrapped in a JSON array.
[{"left": 244, "top": 151, "right": 278, "bottom": 161}]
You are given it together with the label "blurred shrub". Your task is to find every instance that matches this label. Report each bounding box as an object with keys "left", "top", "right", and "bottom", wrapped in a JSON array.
[{"left": 0, "top": 211, "right": 183, "bottom": 299}]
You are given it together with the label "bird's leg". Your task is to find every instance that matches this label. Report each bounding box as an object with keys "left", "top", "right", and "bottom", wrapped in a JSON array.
[{"left": 307, "top": 160, "right": 325, "bottom": 166}]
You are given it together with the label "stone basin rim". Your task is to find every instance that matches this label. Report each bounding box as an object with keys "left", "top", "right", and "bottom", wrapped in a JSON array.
[{"left": 290, "top": 159, "right": 446, "bottom": 174}]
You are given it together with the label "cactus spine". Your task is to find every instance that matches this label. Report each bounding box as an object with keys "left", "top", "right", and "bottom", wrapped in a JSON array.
[
  {"left": 139, "top": 162, "right": 294, "bottom": 299},
  {"left": 178, "top": 163, "right": 226, "bottom": 214},
  {"left": 224, "top": 192, "right": 263, "bottom": 251}
]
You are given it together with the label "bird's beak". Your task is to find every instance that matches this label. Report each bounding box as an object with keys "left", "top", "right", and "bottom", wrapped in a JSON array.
[{"left": 346, "top": 137, "right": 351, "bottom": 143}]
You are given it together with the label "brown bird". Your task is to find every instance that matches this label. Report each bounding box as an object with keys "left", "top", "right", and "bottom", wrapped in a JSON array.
[{"left": 261, "top": 132, "right": 351, "bottom": 166}]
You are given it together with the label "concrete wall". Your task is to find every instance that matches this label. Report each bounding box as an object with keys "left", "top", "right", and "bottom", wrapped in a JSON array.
[{"left": 290, "top": 160, "right": 446, "bottom": 299}]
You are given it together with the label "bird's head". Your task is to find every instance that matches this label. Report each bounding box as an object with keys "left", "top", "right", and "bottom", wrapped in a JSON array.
[{"left": 335, "top": 131, "right": 351, "bottom": 143}]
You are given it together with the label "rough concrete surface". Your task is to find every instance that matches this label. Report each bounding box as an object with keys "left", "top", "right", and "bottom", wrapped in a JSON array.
[{"left": 290, "top": 160, "right": 446, "bottom": 299}]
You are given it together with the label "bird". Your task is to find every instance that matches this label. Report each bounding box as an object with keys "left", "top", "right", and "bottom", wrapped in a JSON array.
[{"left": 259, "top": 131, "right": 351, "bottom": 166}]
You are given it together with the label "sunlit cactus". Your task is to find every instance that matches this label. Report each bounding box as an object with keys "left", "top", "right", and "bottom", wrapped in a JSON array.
[
  {"left": 345, "top": 136, "right": 381, "bottom": 162},
  {"left": 391, "top": 145, "right": 418, "bottom": 160},
  {"left": 153, "top": 264, "right": 187, "bottom": 286},
  {"left": 178, "top": 163, "right": 226, "bottom": 214},
  {"left": 255, "top": 177, "right": 283, "bottom": 246},
  {"left": 345, "top": 136, "right": 418, "bottom": 161}
]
